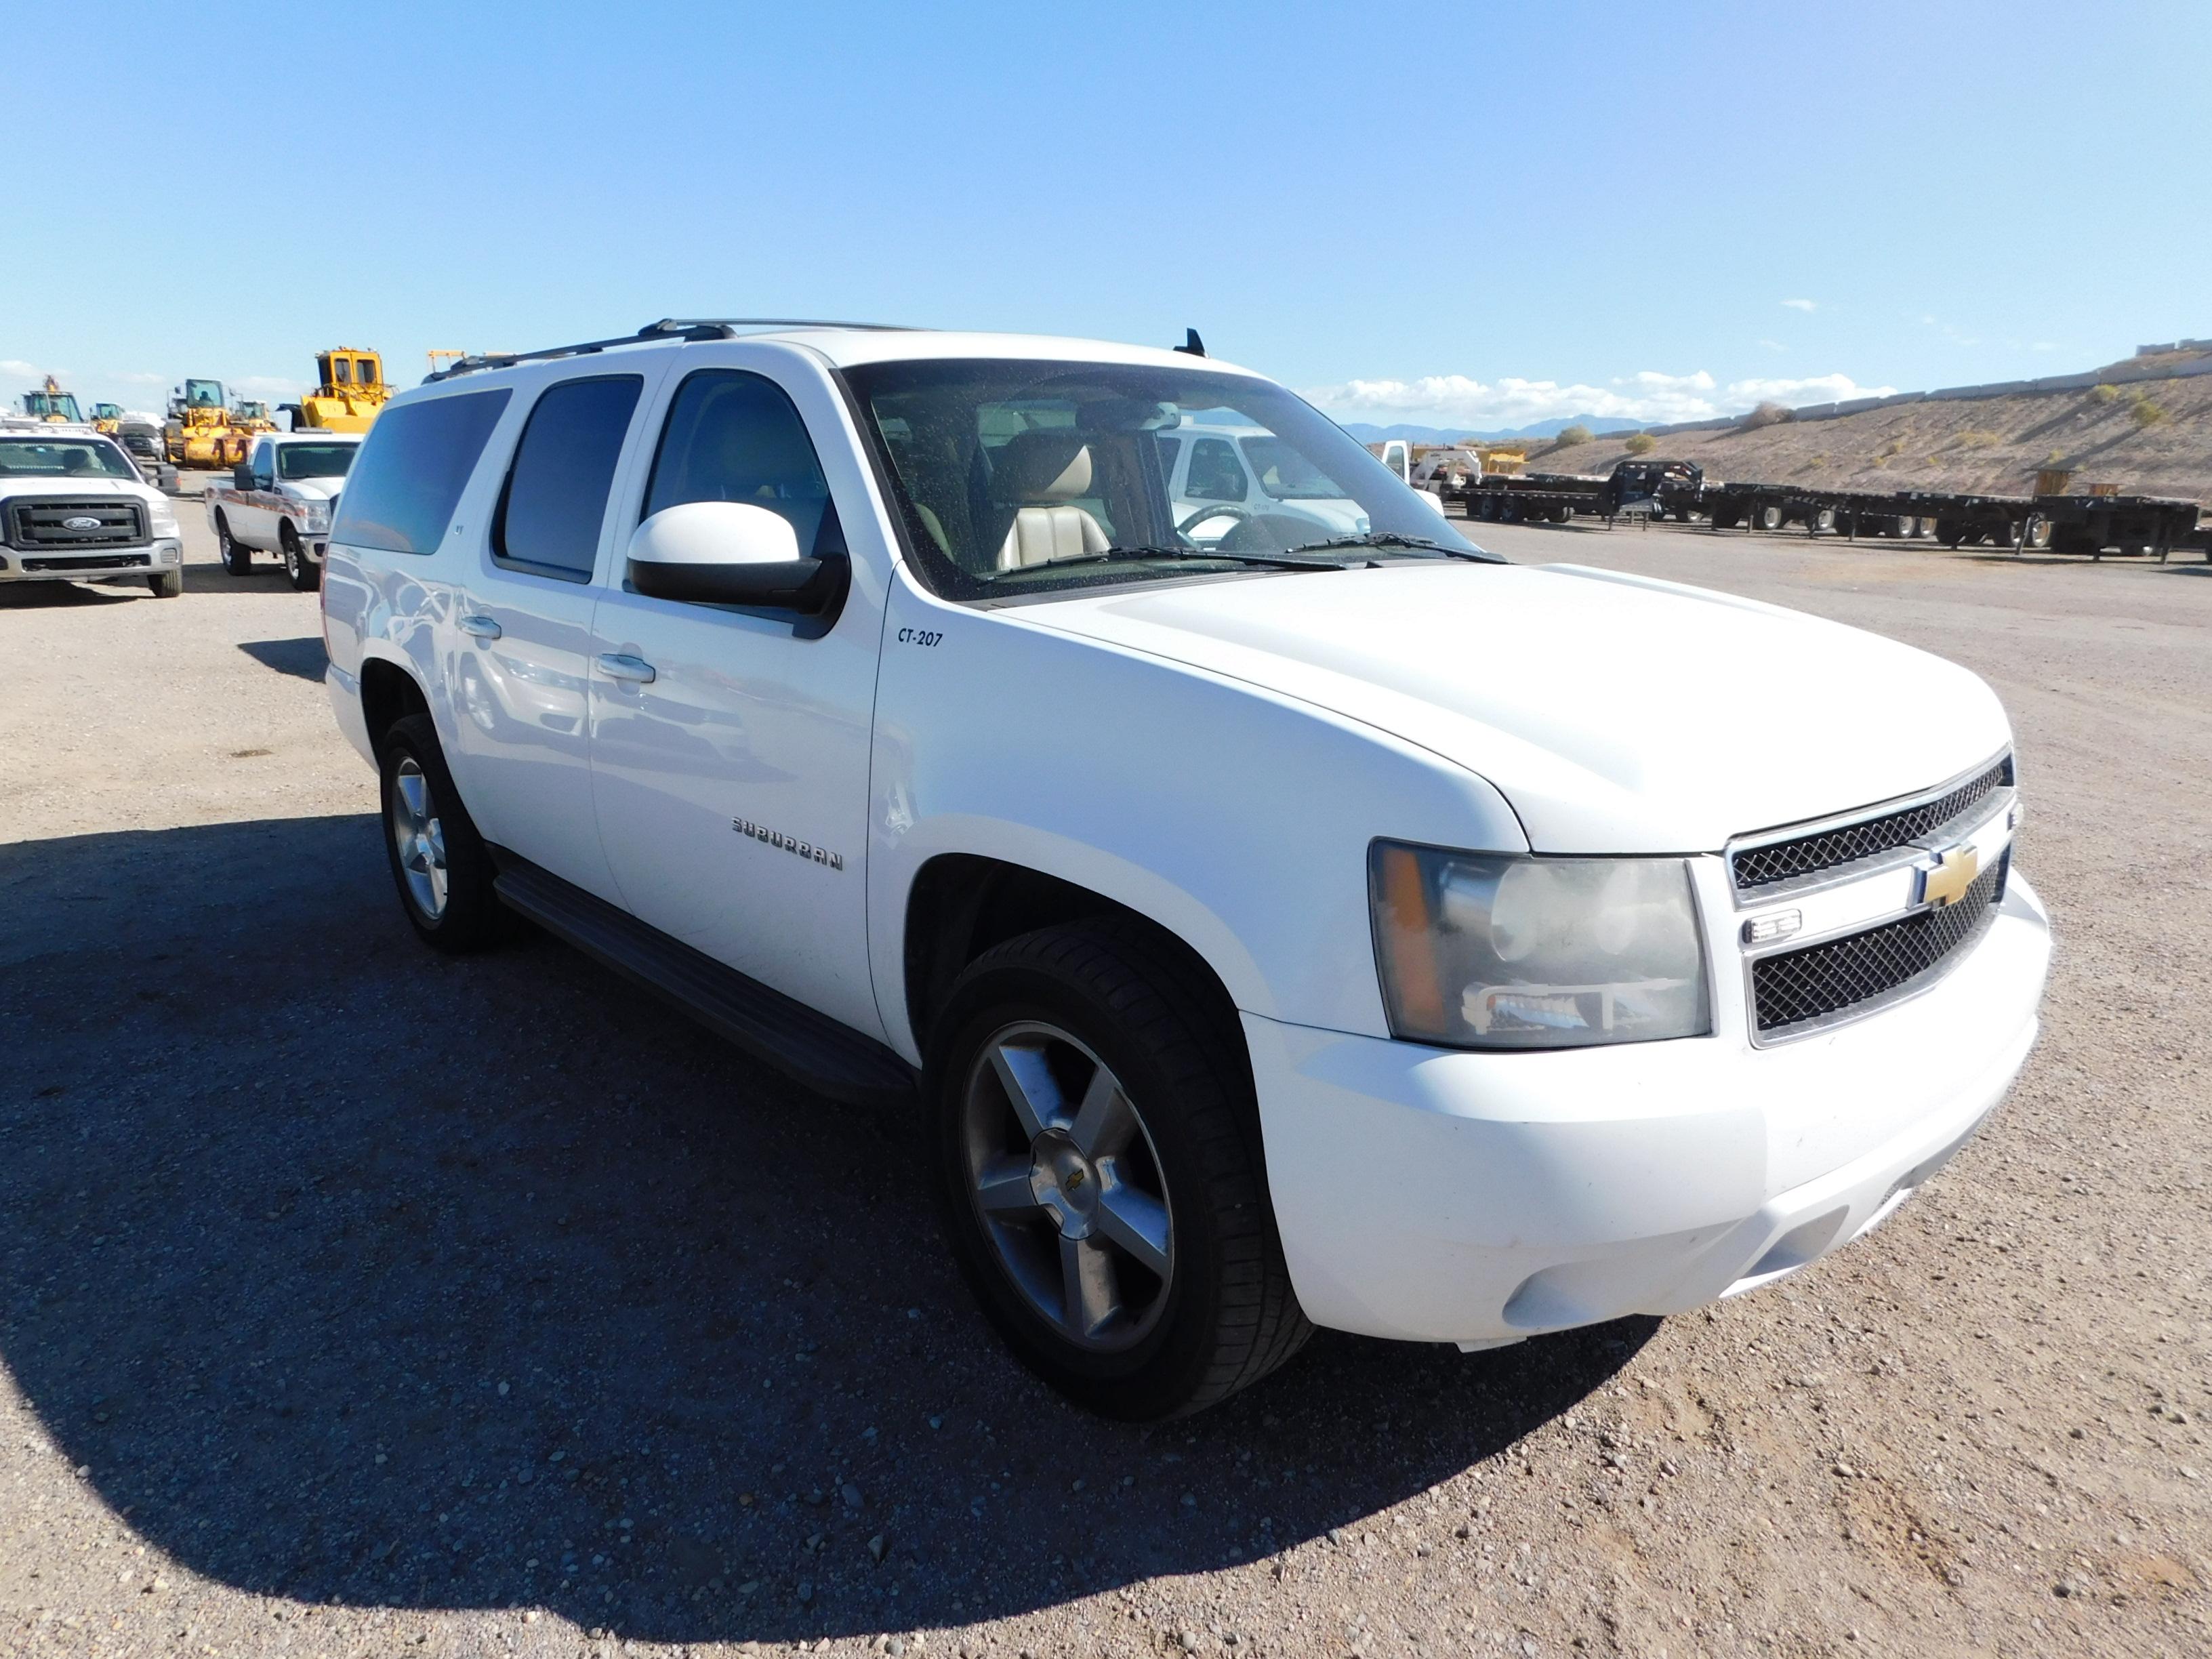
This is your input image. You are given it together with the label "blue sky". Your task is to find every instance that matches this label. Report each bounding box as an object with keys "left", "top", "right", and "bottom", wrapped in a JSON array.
[{"left": 5, "top": 1, "right": 2205, "bottom": 428}]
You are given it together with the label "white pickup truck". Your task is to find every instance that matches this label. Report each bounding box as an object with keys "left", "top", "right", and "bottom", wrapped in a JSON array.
[
  {"left": 203, "top": 430, "right": 360, "bottom": 590},
  {"left": 321, "top": 320, "right": 2051, "bottom": 1420},
  {"left": 0, "top": 420, "right": 185, "bottom": 597}
]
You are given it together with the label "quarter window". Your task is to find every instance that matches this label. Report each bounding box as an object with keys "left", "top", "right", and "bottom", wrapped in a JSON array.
[
  {"left": 493, "top": 375, "right": 644, "bottom": 581},
  {"left": 642, "top": 370, "right": 834, "bottom": 553},
  {"left": 331, "top": 389, "right": 512, "bottom": 557}
]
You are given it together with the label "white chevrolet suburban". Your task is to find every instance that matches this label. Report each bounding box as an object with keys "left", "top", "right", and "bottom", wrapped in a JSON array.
[
  {"left": 322, "top": 320, "right": 2051, "bottom": 1419},
  {"left": 0, "top": 422, "right": 186, "bottom": 598},
  {"left": 203, "top": 430, "right": 361, "bottom": 590}
]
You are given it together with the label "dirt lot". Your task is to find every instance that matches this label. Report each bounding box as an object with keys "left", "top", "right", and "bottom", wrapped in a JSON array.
[
  {"left": 2, "top": 510, "right": 2207, "bottom": 1659},
  {"left": 1525, "top": 359, "right": 2212, "bottom": 506}
]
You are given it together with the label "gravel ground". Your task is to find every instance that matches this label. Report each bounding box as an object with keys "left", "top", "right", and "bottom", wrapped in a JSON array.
[{"left": 1, "top": 506, "right": 2206, "bottom": 1659}]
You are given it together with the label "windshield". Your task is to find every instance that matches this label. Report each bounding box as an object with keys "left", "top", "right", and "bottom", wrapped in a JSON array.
[
  {"left": 277, "top": 442, "right": 357, "bottom": 480},
  {"left": 185, "top": 380, "right": 224, "bottom": 408},
  {"left": 0, "top": 438, "right": 136, "bottom": 479},
  {"left": 844, "top": 359, "right": 1480, "bottom": 600}
]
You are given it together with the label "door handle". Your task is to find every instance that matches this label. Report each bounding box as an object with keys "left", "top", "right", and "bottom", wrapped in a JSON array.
[
  {"left": 596, "top": 652, "right": 657, "bottom": 684},
  {"left": 458, "top": 614, "right": 502, "bottom": 641}
]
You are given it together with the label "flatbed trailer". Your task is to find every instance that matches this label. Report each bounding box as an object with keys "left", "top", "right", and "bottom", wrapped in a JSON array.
[
  {"left": 1451, "top": 460, "right": 1700, "bottom": 527},
  {"left": 1668, "top": 480, "right": 2203, "bottom": 561}
]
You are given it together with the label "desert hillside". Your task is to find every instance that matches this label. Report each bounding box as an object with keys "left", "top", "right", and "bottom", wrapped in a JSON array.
[{"left": 1529, "top": 363, "right": 2212, "bottom": 504}]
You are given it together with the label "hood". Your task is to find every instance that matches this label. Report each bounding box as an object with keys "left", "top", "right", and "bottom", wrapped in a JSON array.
[
  {"left": 0, "top": 475, "right": 161, "bottom": 506},
  {"left": 279, "top": 477, "right": 344, "bottom": 502},
  {"left": 1017, "top": 561, "right": 2011, "bottom": 853}
]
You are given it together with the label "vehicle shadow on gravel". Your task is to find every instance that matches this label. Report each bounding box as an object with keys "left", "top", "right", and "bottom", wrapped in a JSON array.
[{"left": 0, "top": 814, "right": 1652, "bottom": 1646}]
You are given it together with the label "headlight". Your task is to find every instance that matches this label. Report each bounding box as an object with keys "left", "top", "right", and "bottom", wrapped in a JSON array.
[
  {"left": 300, "top": 501, "right": 331, "bottom": 533},
  {"left": 147, "top": 499, "right": 179, "bottom": 534},
  {"left": 1369, "top": 842, "right": 1710, "bottom": 1048}
]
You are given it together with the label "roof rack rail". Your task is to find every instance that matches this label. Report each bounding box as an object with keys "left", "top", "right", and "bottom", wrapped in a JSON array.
[{"left": 422, "top": 317, "right": 920, "bottom": 383}]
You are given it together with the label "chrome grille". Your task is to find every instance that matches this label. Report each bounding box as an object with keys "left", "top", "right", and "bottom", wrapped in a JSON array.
[
  {"left": 5, "top": 497, "right": 148, "bottom": 551},
  {"left": 1732, "top": 758, "right": 2011, "bottom": 893},
  {"left": 1752, "top": 855, "right": 2007, "bottom": 1035}
]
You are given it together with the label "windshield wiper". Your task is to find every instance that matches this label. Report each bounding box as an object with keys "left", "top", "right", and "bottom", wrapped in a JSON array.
[
  {"left": 998, "top": 544, "right": 1347, "bottom": 575},
  {"left": 1281, "top": 533, "right": 1503, "bottom": 562}
]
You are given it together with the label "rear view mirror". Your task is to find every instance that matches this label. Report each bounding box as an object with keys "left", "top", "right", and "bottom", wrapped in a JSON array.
[{"left": 626, "top": 501, "right": 846, "bottom": 616}]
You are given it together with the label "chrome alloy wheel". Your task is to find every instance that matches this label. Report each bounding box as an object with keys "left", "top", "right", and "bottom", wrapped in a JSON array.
[
  {"left": 390, "top": 758, "right": 449, "bottom": 920},
  {"left": 962, "top": 1022, "right": 1174, "bottom": 1351}
]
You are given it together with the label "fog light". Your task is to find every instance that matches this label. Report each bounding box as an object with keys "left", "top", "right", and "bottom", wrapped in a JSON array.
[{"left": 161, "top": 546, "right": 182, "bottom": 565}]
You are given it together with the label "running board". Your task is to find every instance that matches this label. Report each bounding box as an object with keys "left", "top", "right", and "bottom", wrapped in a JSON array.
[{"left": 491, "top": 854, "right": 917, "bottom": 1111}]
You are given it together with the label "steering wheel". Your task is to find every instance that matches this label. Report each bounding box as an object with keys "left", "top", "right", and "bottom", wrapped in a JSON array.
[{"left": 1177, "top": 503, "right": 1256, "bottom": 540}]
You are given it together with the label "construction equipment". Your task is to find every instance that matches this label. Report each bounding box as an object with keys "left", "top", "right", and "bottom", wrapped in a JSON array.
[
  {"left": 90, "top": 402, "right": 125, "bottom": 433},
  {"left": 164, "top": 378, "right": 238, "bottom": 469},
  {"left": 18, "top": 375, "right": 84, "bottom": 424},
  {"left": 287, "top": 347, "right": 392, "bottom": 432},
  {"left": 218, "top": 398, "right": 280, "bottom": 466}
]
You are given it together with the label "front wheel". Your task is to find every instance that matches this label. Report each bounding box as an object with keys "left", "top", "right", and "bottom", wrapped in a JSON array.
[
  {"left": 280, "top": 526, "right": 320, "bottom": 591},
  {"left": 148, "top": 569, "right": 182, "bottom": 598},
  {"left": 926, "top": 922, "right": 1310, "bottom": 1419}
]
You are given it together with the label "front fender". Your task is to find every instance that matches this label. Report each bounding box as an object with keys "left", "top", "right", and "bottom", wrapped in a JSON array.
[{"left": 865, "top": 578, "right": 1526, "bottom": 1063}]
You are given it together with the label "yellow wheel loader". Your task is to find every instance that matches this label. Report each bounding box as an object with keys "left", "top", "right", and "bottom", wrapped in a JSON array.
[
  {"left": 165, "top": 378, "right": 237, "bottom": 469},
  {"left": 286, "top": 347, "right": 392, "bottom": 432}
]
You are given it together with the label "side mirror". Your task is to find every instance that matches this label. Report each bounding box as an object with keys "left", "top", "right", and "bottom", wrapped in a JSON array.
[
  {"left": 626, "top": 501, "right": 846, "bottom": 615},
  {"left": 232, "top": 462, "right": 255, "bottom": 490}
]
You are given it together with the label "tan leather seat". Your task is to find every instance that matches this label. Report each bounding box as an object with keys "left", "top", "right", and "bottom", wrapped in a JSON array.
[{"left": 989, "top": 432, "right": 1111, "bottom": 569}]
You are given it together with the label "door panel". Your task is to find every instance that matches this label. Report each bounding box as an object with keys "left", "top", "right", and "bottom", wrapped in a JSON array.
[{"left": 587, "top": 359, "right": 886, "bottom": 1040}]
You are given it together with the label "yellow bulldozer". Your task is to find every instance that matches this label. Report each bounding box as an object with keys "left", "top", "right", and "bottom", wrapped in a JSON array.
[
  {"left": 288, "top": 347, "right": 392, "bottom": 432},
  {"left": 165, "top": 378, "right": 239, "bottom": 469},
  {"left": 218, "top": 398, "right": 281, "bottom": 466},
  {"left": 91, "top": 402, "right": 125, "bottom": 433},
  {"left": 18, "top": 375, "right": 84, "bottom": 424}
]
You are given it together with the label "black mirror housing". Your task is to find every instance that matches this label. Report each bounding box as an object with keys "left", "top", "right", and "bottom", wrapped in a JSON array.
[{"left": 628, "top": 552, "right": 848, "bottom": 617}]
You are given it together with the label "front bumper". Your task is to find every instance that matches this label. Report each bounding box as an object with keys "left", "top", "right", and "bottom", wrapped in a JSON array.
[
  {"left": 1247, "top": 874, "right": 2051, "bottom": 1345},
  {"left": 0, "top": 538, "right": 182, "bottom": 582}
]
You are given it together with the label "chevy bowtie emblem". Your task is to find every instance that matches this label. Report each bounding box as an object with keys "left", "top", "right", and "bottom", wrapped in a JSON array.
[{"left": 1917, "top": 843, "right": 1980, "bottom": 909}]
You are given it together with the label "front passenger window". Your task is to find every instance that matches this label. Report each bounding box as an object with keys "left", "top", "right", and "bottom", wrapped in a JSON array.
[{"left": 643, "top": 370, "right": 834, "bottom": 553}]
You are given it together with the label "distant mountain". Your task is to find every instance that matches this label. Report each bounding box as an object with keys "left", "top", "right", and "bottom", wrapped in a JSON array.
[{"left": 1340, "top": 416, "right": 1645, "bottom": 444}]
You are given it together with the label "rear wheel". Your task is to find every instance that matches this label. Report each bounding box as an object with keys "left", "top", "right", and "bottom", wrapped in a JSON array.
[
  {"left": 1754, "top": 503, "right": 1784, "bottom": 532},
  {"left": 380, "top": 714, "right": 503, "bottom": 952},
  {"left": 216, "top": 514, "right": 249, "bottom": 575},
  {"left": 280, "top": 525, "right": 320, "bottom": 591},
  {"left": 927, "top": 922, "right": 1310, "bottom": 1419}
]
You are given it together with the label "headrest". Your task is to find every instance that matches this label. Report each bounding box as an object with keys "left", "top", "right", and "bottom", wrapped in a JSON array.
[{"left": 989, "top": 432, "right": 1094, "bottom": 503}]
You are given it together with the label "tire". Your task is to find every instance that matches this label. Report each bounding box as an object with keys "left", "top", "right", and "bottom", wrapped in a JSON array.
[
  {"left": 1936, "top": 517, "right": 1965, "bottom": 548},
  {"left": 1755, "top": 504, "right": 1784, "bottom": 532},
  {"left": 216, "top": 514, "right": 250, "bottom": 575},
  {"left": 926, "top": 920, "right": 1311, "bottom": 1420},
  {"left": 379, "top": 713, "right": 503, "bottom": 953},
  {"left": 147, "top": 569, "right": 182, "bottom": 598},
  {"left": 1547, "top": 504, "right": 1572, "bottom": 525},
  {"left": 280, "top": 526, "right": 320, "bottom": 592}
]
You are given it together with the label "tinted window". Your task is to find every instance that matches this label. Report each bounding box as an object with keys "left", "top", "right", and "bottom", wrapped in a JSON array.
[
  {"left": 1185, "top": 436, "right": 1246, "bottom": 502},
  {"left": 493, "top": 375, "right": 643, "bottom": 581},
  {"left": 331, "top": 390, "right": 511, "bottom": 556},
  {"left": 643, "top": 370, "right": 832, "bottom": 552}
]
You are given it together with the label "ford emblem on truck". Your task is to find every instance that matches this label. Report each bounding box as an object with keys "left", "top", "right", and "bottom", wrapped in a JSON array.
[{"left": 62, "top": 516, "right": 102, "bottom": 530}]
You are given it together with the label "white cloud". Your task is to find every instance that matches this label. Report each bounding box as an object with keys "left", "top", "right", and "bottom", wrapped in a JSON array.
[
  {"left": 1757, "top": 337, "right": 1786, "bottom": 352},
  {"left": 0, "top": 359, "right": 40, "bottom": 377},
  {"left": 1302, "top": 367, "right": 1897, "bottom": 428},
  {"left": 234, "top": 374, "right": 307, "bottom": 398},
  {"left": 1780, "top": 298, "right": 1818, "bottom": 312}
]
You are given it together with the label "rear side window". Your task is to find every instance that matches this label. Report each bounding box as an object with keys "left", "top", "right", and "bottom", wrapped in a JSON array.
[
  {"left": 642, "top": 370, "right": 832, "bottom": 553},
  {"left": 330, "top": 389, "right": 511, "bottom": 556},
  {"left": 493, "top": 375, "right": 643, "bottom": 581}
]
